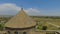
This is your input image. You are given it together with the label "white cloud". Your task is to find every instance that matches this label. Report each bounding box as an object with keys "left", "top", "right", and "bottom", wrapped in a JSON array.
[
  {"left": 25, "top": 8, "right": 40, "bottom": 15},
  {"left": 0, "top": 3, "right": 21, "bottom": 15},
  {"left": 0, "top": 3, "right": 40, "bottom": 16}
]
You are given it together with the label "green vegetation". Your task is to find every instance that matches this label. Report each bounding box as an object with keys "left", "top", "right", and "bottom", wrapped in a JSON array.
[
  {"left": 42, "top": 26, "right": 47, "bottom": 30},
  {"left": 0, "top": 16, "right": 12, "bottom": 30},
  {"left": 31, "top": 16, "right": 60, "bottom": 19},
  {"left": 31, "top": 16, "right": 60, "bottom": 30},
  {"left": 0, "top": 23, "right": 4, "bottom": 30}
]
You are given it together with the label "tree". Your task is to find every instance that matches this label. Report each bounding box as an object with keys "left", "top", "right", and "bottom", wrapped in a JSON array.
[
  {"left": 0, "top": 23, "right": 4, "bottom": 30},
  {"left": 42, "top": 26, "right": 47, "bottom": 30}
]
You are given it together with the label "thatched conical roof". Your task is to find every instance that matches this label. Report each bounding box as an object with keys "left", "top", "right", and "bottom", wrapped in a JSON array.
[{"left": 5, "top": 8, "right": 36, "bottom": 28}]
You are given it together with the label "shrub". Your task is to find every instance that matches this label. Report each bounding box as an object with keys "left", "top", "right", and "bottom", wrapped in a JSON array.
[{"left": 42, "top": 26, "right": 47, "bottom": 30}]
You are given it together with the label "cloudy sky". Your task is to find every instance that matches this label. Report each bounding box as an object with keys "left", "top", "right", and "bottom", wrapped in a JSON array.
[{"left": 0, "top": 0, "right": 60, "bottom": 16}]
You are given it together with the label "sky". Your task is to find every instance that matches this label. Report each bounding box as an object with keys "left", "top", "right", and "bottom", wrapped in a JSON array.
[{"left": 0, "top": 0, "right": 60, "bottom": 16}]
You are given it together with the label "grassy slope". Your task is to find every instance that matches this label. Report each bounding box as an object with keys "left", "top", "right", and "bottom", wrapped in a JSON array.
[{"left": 31, "top": 16, "right": 60, "bottom": 30}]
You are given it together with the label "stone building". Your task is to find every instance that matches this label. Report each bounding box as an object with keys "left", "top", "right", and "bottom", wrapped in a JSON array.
[{"left": 0, "top": 8, "right": 46, "bottom": 34}]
